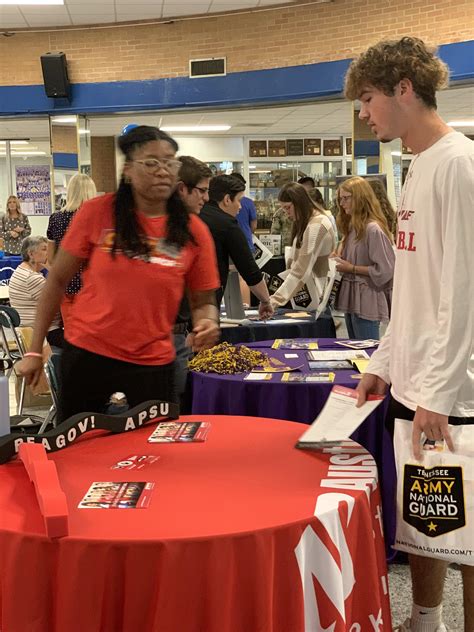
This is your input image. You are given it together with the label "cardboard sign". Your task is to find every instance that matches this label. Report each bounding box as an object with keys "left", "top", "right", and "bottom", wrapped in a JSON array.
[{"left": 252, "top": 235, "right": 273, "bottom": 269}]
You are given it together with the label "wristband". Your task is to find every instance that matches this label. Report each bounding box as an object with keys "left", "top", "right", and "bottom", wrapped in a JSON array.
[
  {"left": 24, "top": 352, "right": 43, "bottom": 359},
  {"left": 260, "top": 299, "right": 271, "bottom": 305}
]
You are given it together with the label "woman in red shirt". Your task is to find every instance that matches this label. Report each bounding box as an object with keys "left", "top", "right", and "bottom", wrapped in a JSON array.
[{"left": 18, "top": 126, "right": 220, "bottom": 421}]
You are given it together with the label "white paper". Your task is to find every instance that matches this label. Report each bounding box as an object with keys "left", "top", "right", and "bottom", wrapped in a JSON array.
[
  {"left": 307, "top": 349, "right": 370, "bottom": 361},
  {"left": 335, "top": 339, "right": 379, "bottom": 349},
  {"left": 284, "top": 353, "right": 299, "bottom": 358},
  {"left": 264, "top": 318, "right": 308, "bottom": 325},
  {"left": 244, "top": 372, "right": 271, "bottom": 381},
  {"left": 297, "top": 385, "right": 384, "bottom": 445}
]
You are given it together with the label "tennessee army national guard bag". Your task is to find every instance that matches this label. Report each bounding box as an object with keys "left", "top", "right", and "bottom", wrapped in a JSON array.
[{"left": 394, "top": 419, "right": 474, "bottom": 566}]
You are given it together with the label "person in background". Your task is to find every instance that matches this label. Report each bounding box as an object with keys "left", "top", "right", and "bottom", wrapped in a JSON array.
[
  {"left": 1, "top": 196, "right": 31, "bottom": 256},
  {"left": 199, "top": 175, "right": 274, "bottom": 319},
  {"left": 9, "top": 236, "right": 63, "bottom": 348},
  {"left": 46, "top": 174, "right": 97, "bottom": 328},
  {"left": 269, "top": 183, "right": 336, "bottom": 314},
  {"left": 17, "top": 126, "right": 220, "bottom": 421},
  {"left": 367, "top": 178, "right": 398, "bottom": 239},
  {"left": 308, "top": 186, "right": 325, "bottom": 209},
  {"left": 231, "top": 172, "right": 257, "bottom": 251},
  {"left": 231, "top": 172, "right": 258, "bottom": 306},
  {"left": 271, "top": 205, "right": 294, "bottom": 248},
  {"left": 346, "top": 37, "right": 473, "bottom": 631},
  {"left": 173, "top": 155, "right": 213, "bottom": 405},
  {"left": 333, "top": 176, "right": 394, "bottom": 340},
  {"left": 297, "top": 176, "right": 315, "bottom": 192}
]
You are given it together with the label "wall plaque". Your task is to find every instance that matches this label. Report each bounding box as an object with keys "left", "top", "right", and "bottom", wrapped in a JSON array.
[
  {"left": 286, "top": 139, "right": 304, "bottom": 156},
  {"left": 304, "top": 139, "right": 321, "bottom": 156},
  {"left": 323, "top": 139, "right": 343, "bottom": 156},
  {"left": 268, "top": 140, "right": 286, "bottom": 157},
  {"left": 249, "top": 141, "right": 267, "bottom": 157}
]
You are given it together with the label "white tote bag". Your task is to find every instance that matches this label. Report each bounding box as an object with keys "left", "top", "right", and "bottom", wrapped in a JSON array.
[{"left": 394, "top": 418, "right": 474, "bottom": 565}]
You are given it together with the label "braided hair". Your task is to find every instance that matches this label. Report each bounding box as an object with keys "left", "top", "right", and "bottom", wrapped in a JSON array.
[{"left": 113, "top": 125, "right": 195, "bottom": 258}]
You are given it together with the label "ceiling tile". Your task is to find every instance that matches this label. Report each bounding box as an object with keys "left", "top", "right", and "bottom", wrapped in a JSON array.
[
  {"left": 0, "top": 20, "right": 28, "bottom": 28},
  {"left": 162, "top": 4, "right": 210, "bottom": 17}
]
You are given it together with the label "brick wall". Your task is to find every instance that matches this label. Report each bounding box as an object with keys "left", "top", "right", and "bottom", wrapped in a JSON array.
[
  {"left": 0, "top": 0, "right": 472, "bottom": 86},
  {"left": 91, "top": 136, "right": 116, "bottom": 193},
  {"left": 51, "top": 125, "right": 77, "bottom": 153}
]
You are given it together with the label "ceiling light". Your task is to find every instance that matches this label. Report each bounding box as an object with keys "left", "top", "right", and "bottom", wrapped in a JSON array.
[
  {"left": 51, "top": 116, "right": 77, "bottom": 124},
  {"left": 391, "top": 151, "right": 402, "bottom": 157},
  {"left": 11, "top": 151, "right": 47, "bottom": 156},
  {"left": 0, "top": 0, "right": 64, "bottom": 4},
  {"left": 160, "top": 125, "right": 231, "bottom": 133},
  {"left": 447, "top": 120, "right": 474, "bottom": 127},
  {"left": 79, "top": 130, "right": 90, "bottom": 135},
  {"left": 0, "top": 140, "right": 29, "bottom": 145}
]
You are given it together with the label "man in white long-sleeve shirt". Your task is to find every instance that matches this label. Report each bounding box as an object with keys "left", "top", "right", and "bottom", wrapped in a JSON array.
[{"left": 345, "top": 37, "right": 473, "bottom": 632}]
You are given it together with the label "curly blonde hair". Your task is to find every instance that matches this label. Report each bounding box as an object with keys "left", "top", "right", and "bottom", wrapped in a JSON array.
[
  {"left": 345, "top": 37, "right": 449, "bottom": 109},
  {"left": 336, "top": 177, "right": 393, "bottom": 244}
]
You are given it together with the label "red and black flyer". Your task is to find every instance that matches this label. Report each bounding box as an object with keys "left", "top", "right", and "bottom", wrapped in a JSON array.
[
  {"left": 78, "top": 481, "right": 155, "bottom": 509},
  {"left": 147, "top": 421, "right": 211, "bottom": 443}
]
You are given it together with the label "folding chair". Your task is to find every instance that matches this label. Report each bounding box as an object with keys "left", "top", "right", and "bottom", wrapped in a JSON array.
[{"left": 0, "top": 306, "right": 28, "bottom": 414}]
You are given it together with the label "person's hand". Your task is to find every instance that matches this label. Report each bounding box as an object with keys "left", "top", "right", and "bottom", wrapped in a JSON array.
[
  {"left": 334, "top": 258, "right": 353, "bottom": 274},
  {"left": 258, "top": 300, "right": 274, "bottom": 320},
  {"left": 187, "top": 318, "right": 219, "bottom": 352},
  {"left": 356, "top": 372, "right": 389, "bottom": 407},
  {"left": 9, "top": 230, "right": 18, "bottom": 238},
  {"left": 16, "top": 227, "right": 24, "bottom": 234},
  {"left": 16, "top": 355, "right": 44, "bottom": 389},
  {"left": 412, "top": 406, "right": 454, "bottom": 460}
]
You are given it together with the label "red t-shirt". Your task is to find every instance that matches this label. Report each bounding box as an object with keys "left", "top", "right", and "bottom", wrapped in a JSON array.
[{"left": 60, "top": 194, "right": 219, "bottom": 365}]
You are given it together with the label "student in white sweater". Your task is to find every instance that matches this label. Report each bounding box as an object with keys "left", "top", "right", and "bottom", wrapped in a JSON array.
[
  {"left": 345, "top": 37, "right": 474, "bottom": 632},
  {"left": 269, "top": 182, "right": 336, "bottom": 311}
]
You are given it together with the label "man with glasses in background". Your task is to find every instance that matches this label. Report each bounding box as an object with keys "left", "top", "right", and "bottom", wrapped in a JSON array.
[{"left": 173, "top": 156, "right": 214, "bottom": 409}]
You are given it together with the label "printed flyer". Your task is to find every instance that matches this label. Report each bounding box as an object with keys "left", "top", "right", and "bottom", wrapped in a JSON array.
[
  {"left": 78, "top": 481, "right": 154, "bottom": 509},
  {"left": 148, "top": 421, "right": 210, "bottom": 443}
]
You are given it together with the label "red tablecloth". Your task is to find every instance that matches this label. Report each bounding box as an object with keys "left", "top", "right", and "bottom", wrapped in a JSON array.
[{"left": 0, "top": 416, "right": 392, "bottom": 632}]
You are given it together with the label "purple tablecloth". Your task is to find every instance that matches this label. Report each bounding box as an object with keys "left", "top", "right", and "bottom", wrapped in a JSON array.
[{"left": 190, "top": 338, "right": 396, "bottom": 553}]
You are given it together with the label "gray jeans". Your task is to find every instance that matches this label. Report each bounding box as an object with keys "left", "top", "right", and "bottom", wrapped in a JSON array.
[{"left": 173, "top": 333, "right": 192, "bottom": 397}]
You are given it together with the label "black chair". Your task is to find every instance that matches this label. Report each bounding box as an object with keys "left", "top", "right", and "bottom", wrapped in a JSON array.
[{"left": 0, "top": 306, "right": 27, "bottom": 413}]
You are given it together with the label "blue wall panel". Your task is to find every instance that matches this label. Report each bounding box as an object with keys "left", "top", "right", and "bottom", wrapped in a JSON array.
[{"left": 0, "top": 40, "right": 472, "bottom": 117}]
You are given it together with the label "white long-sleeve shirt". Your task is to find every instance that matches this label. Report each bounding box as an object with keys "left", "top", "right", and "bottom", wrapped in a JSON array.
[
  {"left": 367, "top": 131, "right": 473, "bottom": 417},
  {"left": 271, "top": 212, "right": 336, "bottom": 307}
]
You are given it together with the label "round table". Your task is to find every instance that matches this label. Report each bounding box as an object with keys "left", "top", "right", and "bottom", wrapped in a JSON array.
[
  {"left": 0, "top": 415, "right": 391, "bottom": 632},
  {"left": 190, "top": 339, "right": 397, "bottom": 553}
]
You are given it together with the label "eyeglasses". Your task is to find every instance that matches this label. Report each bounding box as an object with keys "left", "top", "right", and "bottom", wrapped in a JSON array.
[
  {"left": 193, "top": 186, "right": 209, "bottom": 195},
  {"left": 339, "top": 194, "right": 352, "bottom": 203},
  {"left": 132, "top": 158, "right": 181, "bottom": 174}
]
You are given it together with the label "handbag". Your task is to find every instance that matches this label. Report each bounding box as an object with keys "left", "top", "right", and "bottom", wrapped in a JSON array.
[{"left": 394, "top": 418, "right": 474, "bottom": 565}]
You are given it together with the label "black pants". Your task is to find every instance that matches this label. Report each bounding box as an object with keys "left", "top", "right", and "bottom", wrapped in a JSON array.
[
  {"left": 385, "top": 395, "right": 474, "bottom": 438},
  {"left": 59, "top": 340, "right": 176, "bottom": 422}
]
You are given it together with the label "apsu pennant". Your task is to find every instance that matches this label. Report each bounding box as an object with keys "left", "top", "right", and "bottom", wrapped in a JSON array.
[{"left": 403, "top": 464, "right": 466, "bottom": 537}]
